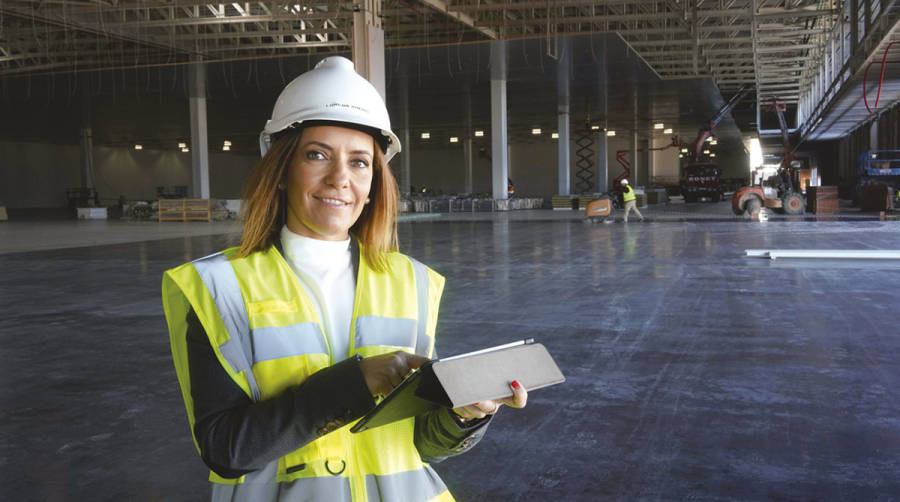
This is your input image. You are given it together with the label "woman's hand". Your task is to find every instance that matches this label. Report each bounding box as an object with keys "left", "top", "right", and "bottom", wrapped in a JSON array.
[
  {"left": 359, "top": 351, "right": 429, "bottom": 397},
  {"left": 452, "top": 380, "right": 528, "bottom": 421}
]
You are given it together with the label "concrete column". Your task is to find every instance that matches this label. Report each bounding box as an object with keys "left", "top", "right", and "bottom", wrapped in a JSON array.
[
  {"left": 597, "top": 132, "right": 608, "bottom": 193},
  {"left": 352, "top": 0, "right": 386, "bottom": 98},
  {"left": 597, "top": 40, "right": 609, "bottom": 194},
  {"left": 490, "top": 41, "right": 509, "bottom": 201},
  {"left": 630, "top": 131, "right": 638, "bottom": 186},
  {"left": 644, "top": 137, "right": 653, "bottom": 188},
  {"left": 79, "top": 79, "right": 95, "bottom": 192},
  {"left": 631, "top": 92, "right": 639, "bottom": 186},
  {"left": 464, "top": 82, "right": 474, "bottom": 194},
  {"left": 557, "top": 37, "right": 571, "bottom": 195},
  {"left": 869, "top": 120, "right": 878, "bottom": 151},
  {"left": 188, "top": 63, "right": 210, "bottom": 199},
  {"left": 398, "top": 73, "right": 411, "bottom": 196}
]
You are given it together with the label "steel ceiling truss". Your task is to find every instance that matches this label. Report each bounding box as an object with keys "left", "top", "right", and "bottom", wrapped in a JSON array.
[{"left": 0, "top": 0, "right": 842, "bottom": 112}]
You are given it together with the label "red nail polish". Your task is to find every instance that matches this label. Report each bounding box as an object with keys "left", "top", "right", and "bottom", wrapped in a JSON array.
[{"left": 511, "top": 380, "right": 520, "bottom": 389}]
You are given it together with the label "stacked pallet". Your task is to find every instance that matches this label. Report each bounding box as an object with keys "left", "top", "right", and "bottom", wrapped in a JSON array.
[
  {"left": 578, "top": 195, "right": 595, "bottom": 209},
  {"left": 807, "top": 186, "right": 838, "bottom": 214},
  {"left": 552, "top": 195, "right": 576, "bottom": 210},
  {"left": 159, "top": 198, "right": 211, "bottom": 222}
]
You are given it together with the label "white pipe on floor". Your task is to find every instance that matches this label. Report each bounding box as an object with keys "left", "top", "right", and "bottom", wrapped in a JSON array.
[{"left": 745, "top": 249, "right": 900, "bottom": 260}]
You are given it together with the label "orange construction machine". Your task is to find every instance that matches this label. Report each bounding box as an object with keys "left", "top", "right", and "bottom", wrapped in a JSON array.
[{"left": 732, "top": 100, "right": 804, "bottom": 215}]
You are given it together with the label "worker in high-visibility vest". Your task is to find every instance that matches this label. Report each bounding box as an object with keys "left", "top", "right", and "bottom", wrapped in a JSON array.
[
  {"left": 621, "top": 179, "right": 645, "bottom": 222},
  {"left": 162, "top": 57, "right": 527, "bottom": 502}
]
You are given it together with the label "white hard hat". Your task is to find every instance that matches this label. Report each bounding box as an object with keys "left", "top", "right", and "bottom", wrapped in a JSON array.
[
  {"left": 259, "top": 56, "right": 401, "bottom": 162},
  {"left": 621, "top": 179, "right": 629, "bottom": 185}
]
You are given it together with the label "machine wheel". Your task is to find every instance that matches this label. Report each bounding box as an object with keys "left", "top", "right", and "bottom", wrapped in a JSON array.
[
  {"left": 744, "top": 197, "right": 762, "bottom": 215},
  {"left": 782, "top": 193, "right": 804, "bottom": 215}
]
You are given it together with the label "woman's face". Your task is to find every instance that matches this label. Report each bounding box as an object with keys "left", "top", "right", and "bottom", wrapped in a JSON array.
[{"left": 284, "top": 125, "right": 374, "bottom": 241}]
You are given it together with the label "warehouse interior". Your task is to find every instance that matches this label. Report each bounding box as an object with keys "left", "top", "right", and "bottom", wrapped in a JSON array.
[{"left": 2, "top": 0, "right": 900, "bottom": 500}]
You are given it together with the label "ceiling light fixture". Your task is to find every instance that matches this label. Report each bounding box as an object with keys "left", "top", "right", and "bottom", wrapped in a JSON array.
[
  {"left": 475, "top": 130, "right": 484, "bottom": 137},
  {"left": 222, "top": 145, "right": 231, "bottom": 151},
  {"left": 449, "top": 137, "right": 459, "bottom": 143},
  {"left": 421, "top": 132, "right": 430, "bottom": 139},
  {"left": 532, "top": 128, "right": 541, "bottom": 135},
  {"left": 177, "top": 142, "right": 186, "bottom": 149},
  {"left": 654, "top": 123, "right": 664, "bottom": 129},
  {"left": 134, "top": 144, "right": 143, "bottom": 150},
  {"left": 591, "top": 125, "right": 600, "bottom": 131},
  {"left": 551, "top": 132, "right": 559, "bottom": 139},
  {"left": 664, "top": 128, "right": 673, "bottom": 134},
  {"left": 606, "top": 130, "right": 616, "bottom": 137}
]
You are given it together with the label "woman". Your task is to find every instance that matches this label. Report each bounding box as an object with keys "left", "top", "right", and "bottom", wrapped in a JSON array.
[{"left": 161, "top": 56, "right": 527, "bottom": 501}]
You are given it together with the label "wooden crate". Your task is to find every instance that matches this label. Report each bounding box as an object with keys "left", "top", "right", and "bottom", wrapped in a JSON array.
[
  {"left": 159, "top": 198, "right": 211, "bottom": 222},
  {"left": 807, "top": 186, "right": 839, "bottom": 214}
]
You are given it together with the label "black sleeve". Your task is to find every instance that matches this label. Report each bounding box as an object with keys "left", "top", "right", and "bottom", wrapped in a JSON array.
[
  {"left": 414, "top": 408, "right": 491, "bottom": 463},
  {"left": 186, "top": 309, "right": 375, "bottom": 478}
]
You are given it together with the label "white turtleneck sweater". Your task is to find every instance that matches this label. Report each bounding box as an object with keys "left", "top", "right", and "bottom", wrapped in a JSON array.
[{"left": 280, "top": 226, "right": 355, "bottom": 362}]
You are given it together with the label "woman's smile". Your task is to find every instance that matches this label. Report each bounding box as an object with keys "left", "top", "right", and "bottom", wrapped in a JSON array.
[{"left": 284, "top": 125, "right": 374, "bottom": 241}]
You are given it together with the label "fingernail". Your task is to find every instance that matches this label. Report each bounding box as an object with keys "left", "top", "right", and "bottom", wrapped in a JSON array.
[{"left": 511, "top": 380, "right": 520, "bottom": 389}]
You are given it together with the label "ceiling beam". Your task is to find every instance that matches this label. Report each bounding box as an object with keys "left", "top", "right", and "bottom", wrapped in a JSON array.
[{"left": 419, "top": 0, "right": 497, "bottom": 39}]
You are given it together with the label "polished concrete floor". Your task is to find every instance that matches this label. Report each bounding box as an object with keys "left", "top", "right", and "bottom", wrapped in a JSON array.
[{"left": 3, "top": 204, "right": 900, "bottom": 501}]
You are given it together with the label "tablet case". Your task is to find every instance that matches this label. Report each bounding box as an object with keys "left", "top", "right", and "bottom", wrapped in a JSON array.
[{"left": 350, "top": 341, "right": 564, "bottom": 433}]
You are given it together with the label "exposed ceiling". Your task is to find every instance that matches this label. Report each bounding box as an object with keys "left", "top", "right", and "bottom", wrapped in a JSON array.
[
  {"left": 0, "top": 33, "right": 745, "bottom": 157},
  {"left": 802, "top": 8, "right": 900, "bottom": 141},
  {"left": 0, "top": 0, "right": 843, "bottom": 112}
]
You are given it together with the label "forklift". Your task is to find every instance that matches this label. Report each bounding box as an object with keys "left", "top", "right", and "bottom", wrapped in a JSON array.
[{"left": 732, "top": 100, "right": 805, "bottom": 215}]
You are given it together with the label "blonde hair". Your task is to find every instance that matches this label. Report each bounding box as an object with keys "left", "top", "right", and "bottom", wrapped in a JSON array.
[{"left": 238, "top": 127, "right": 399, "bottom": 272}]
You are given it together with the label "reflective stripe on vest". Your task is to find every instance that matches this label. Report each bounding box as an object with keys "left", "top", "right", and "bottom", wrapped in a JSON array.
[
  {"left": 409, "top": 257, "right": 432, "bottom": 357},
  {"left": 211, "top": 461, "right": 353, "bottom": 502},
  {"left": 623, "top": 186, "right": 636, "bottom": 202},
  {"left": 251, "top": 323, "right": 328, "bottom": 363},
  {"left": 192, "top": 253, "right": 262, "bottom": 402},
  {"left": 364, "top": 466, "right": 448, "bottom": 502}
]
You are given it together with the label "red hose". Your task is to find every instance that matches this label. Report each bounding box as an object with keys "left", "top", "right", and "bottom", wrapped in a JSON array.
[{"left": 864, "top": 41, "right": 898, "bottom": 114}]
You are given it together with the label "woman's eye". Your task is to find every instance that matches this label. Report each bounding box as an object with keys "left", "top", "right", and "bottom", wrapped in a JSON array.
[
  {"left": 351, "top": 159, "right": 369, "bottom": 169},
  {"left": 306, "top": 150, "right": 326, "bottom": 161}
]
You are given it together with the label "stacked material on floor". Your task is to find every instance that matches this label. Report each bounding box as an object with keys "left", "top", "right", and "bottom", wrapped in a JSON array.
[
  {"left": 860, "top": 184, "right": 895, "bottom": 212},
  {"left": 807, "top": 186, "right": 839, "bottom": 214},
  {"left": 159, "top": 198, "right": 211, "bottom": 222},
  {"left": 645, "top": 188, "right": 669, "bottom": 205},
  {"left": 404, "top": 197, "right": 544, "bottom": 213},
  {"left": 552, "top": 195, "right": 576, "bottom": 210},
  {"left": 0, "top": 206, "right": 7, "bottom": 221},
  {"left": 578, "top": 195, "right": 595, "bottom": 209}
]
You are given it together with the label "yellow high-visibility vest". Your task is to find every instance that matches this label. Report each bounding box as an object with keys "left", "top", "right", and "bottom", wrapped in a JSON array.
[
  {"left": 162, "top": 243, "right": 451, "bottom": 502},
  {"left": 623, "top": 185, "right": 636, "bottom": 202}
]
